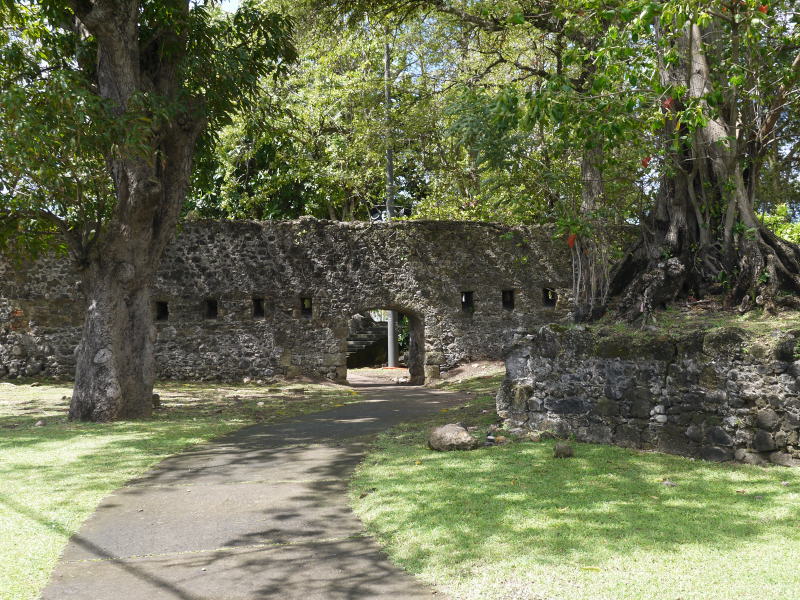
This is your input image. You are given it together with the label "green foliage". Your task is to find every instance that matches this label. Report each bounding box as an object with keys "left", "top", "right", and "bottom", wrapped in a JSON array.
[
  {"left": 191, "top": 11, "right": 429, "bottom": 220},
  {"left": 760, "top": 204, "right": 800, "bottom": 244},
  {"left": 0, "top": 1, "right": 295, "bottom": 255}
]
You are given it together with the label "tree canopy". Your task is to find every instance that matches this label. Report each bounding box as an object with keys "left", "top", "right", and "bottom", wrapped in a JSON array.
[{"left": 198, "top": 0, "right": 800, "bottom": 316}]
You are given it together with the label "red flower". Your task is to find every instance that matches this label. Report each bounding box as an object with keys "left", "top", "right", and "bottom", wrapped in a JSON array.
[
  {"left": 661, "top": 97, "right": 675, "bottom": 111},
  {"left": 641, "top": 156, "right": 652, "bottom": 167},
  {"left": 758, "top": 5, "right": 768, "bottom": 13},
  {"left": 567, "top": 233, "right": 577, "bottom": 249}
]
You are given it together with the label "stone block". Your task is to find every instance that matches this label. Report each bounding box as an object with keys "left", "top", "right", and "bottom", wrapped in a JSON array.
[
  {"left": 707, "top": 426, "right": 733, "bottom": 447},
  {"left": 583, "top": 424, "right": 613, "bottom": 444},
  {"left": 734, "top": 449, "right": 770, "bottom": 465},
  {"left": 428, "top": 424, "right": 480, "bottom": 451},
  {"left": 753, "top": 430, "right": 776, "bottom": 452},
  {"left": 775, "top": 430, "right": 788, "bottom": 448},
  {"left": 545, "top": 396, "right": 590, "bottom": 415},
  {"left": 685, "top": 424, "right": 704, "bottom": 443},
  {"left": 512, "top": 384, "right": 533, "bottom": 410},
  {"left": 772, "top": 333, "right": 798, "bottom": 362},
  {"left": 699, "top": 446, "right": 733, "bottom": 462},
  {"left": 425, "top": 352, "right": 444, "bottom": 365},
  {"left": 594, "top": 397, "right": 619, "bottom": 417},
  {"left": 703, "top": 327, "right": 749, "bottom": 358},
  {"left": 756, "top": 408, "right": 780, "bottom": 431},
  {"left": 768, "top": 451, "right": 800, "bottom": 467}
]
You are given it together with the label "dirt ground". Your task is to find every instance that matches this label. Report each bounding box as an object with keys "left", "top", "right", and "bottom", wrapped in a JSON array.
[{"left": 346, "top": 361, "right": 505, "bottom": 386}]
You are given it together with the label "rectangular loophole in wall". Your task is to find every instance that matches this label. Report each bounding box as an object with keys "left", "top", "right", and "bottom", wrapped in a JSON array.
[
  {"left": 300, "top": 297, "right": 313, "bottom": 317},
  {"left": 204, "top": 299, "right": 219, "bottom": 319},
  {"left": 502, "top": 289, "right": 515, "bottom": 310},
  {"left": 155, "top": 301, "right": 169, "bottom": 321},
  {"left": 253, "top": 297, "right": 266, "bottom": 319},
  {"left": 543, "top": 288, "right": 557, "bottom": 307},
  {"left": 461, "top": 291, "right": 474, "bottom": 313}
]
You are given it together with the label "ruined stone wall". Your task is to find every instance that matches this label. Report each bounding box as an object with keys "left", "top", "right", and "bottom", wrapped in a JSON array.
[
  {"left": 498, "top": 325, "right": 800, "bottom": 466},
  {"left": 0, "top": 218, "right": 572, "bottom": 383}
]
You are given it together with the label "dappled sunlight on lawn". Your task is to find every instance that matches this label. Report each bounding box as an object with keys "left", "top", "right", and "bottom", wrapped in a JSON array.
[{"left": 352, "top": 406, "right": 800, "bottom": 600}]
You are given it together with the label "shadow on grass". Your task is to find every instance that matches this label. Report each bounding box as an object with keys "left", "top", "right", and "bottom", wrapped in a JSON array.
[{"left": 354, "top": 440, "right": 800, "bottom": 570}]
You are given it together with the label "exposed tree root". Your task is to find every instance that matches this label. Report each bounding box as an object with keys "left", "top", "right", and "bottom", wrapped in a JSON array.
[{"left": 611, "top": 227, "right": 800, "bottom": 323}]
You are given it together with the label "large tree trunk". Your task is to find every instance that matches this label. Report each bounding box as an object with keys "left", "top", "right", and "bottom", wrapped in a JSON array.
[
  {"left": 613, "top": 19, "right": 800, "bottom": 321},
  {"left": 68, "top": 128, "right": 197, "bottom": 420},
  {"left": 572, "top": 144, "right": 611, "bottom": 321},
  {"left": 70, "top": 142, "right": 196, "bottom": 420},
  {"left": 70, "top": 272, "right": 155, "bottom": 421},
  {"left": 65, "top": 0, "right": 202, "bottom": 420}
]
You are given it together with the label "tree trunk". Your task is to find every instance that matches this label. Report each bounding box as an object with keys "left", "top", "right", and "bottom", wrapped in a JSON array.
[
  {"left": 70, "top": 270, "right": 155, "bottom": 421},
  {"left": 580, "top": 145, "right": 603, "bottom": 212},
  {"left": 68, "top": 125, "right": 197, "bottom": 420},
  {"left": 64, "top": 0, "right": 203, "bottom": 421},
  {"left": 572, "top": 145, "right": 610, "bottom": 321},
  {"left": 613, "top": 19, "right": 800, "bottom": 320}
]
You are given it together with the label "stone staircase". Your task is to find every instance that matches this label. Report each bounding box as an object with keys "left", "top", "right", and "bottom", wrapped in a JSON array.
[{"left": 346, "top": 320, "right": 388, "bottom": 367}]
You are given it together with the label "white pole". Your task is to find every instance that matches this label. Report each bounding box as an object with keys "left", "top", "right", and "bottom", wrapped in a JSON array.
[
  {"left": 387, "top": 310, "right": 399, "bottom": 367},
  {"left": 384, "top": 39, "right": 399, "bottom": 368}
]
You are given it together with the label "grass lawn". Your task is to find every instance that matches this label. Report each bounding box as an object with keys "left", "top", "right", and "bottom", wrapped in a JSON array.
[
  {"left": 351, "top": 374, "right": 800, "bottom": 600},
  {"left": 0, "top": 379, "right": 361, "bottom": 600}
]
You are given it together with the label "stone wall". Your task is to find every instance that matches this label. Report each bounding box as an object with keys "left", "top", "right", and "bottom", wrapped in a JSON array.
[
  {"left": 0, "top": 218, "right": 572, "bottom": 383},
  {"left": 498, "top": 324, "right": 800, "bottom": 466}
]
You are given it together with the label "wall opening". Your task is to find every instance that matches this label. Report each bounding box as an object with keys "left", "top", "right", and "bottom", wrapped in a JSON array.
[
  {"left": 461, "top": 291, "right": 475, "bottom": 313},
  {"left": 253, "top": 297, "right": 266, "bottom": 319},
  {"left": 502, "top": 289, "right": 515, "bottom": 310},
  {"left": 345, "top": 307, "right": 425, "bottom": 386},
  {"left": 300, "top": 297, "right": 313, "bottom": 317},
  {"left": 155, "top": 301, "right": 169, "bottom": 321},
  {"left": 543, "top": 288, "right": 557, "bottom": 307},
  {"left": 204, "top": 299, "right": 219, "bottom": 319}
]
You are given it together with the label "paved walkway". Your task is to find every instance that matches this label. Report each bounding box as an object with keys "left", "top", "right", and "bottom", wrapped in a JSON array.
[{"left": 42, "top": 380, "right": 464, "bottom": 599}]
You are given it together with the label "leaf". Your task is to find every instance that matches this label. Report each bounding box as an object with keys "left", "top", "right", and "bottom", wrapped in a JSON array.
[{"left": 729, "top": 74, "right": 745, "bottom": 87}]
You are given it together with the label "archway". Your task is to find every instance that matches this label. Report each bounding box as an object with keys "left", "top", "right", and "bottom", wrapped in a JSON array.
[{"left": 345, "top": 307, "right": 425, "bottom": 385}]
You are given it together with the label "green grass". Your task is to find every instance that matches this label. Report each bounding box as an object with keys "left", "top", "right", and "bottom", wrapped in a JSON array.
[
  {"left": 351, "top": 377, "right": 800, "bottom": 600},
  {"left": 0, "top": 379, "right": 361, "bottom": 600},
  {"left": 596, "top": 304, "right": 800, "bottom": 340}
]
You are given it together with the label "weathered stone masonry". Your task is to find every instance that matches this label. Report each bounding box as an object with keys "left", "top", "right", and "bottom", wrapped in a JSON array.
[
  {"left": 0, "top": 219, "right": 572, "bottom": 383},
  {"left": 498, "top": 325, "right": 800, "bottom": 466}
]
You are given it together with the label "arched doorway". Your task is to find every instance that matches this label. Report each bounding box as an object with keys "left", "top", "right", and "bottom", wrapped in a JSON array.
[{"left": 345, "top": 307, "right": 425, "bottom": 385}]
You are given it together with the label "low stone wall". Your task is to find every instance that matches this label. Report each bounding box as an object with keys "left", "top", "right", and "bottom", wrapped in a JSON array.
[
  {"left": 1, "top": 218, "right": 572, "bottom": 383},
  {"left": 497, "top": 324, "right": 800, "bottom": 466}
]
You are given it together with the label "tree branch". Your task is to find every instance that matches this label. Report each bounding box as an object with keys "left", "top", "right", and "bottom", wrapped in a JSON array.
[
  {"left": 759, "top": 49, "right": 800, "bottom": 144},
  {"left": 430, "top": 0, "right": 505, "bottom": 31}
]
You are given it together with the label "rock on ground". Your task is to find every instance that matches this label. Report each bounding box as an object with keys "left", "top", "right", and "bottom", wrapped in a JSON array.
[{"left": 428, "top": 423, "right": 480, "bottom": 451}]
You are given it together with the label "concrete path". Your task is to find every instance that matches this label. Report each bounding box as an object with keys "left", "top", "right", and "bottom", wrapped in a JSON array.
[{"left": 42, "top": 381, "right": 464, "bottom": 600}]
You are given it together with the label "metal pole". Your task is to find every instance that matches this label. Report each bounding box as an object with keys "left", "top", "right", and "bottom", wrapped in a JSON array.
[
  {"left": 387, "top": 310, "right": 399, "bottom": 367},
  {"left": 384, "top": 38, "right": 399, "bottom": 368},
  {"left": 384, "top": 40, "right": 395, "bottom": 221}
]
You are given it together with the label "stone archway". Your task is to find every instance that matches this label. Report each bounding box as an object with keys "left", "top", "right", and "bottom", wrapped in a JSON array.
[{"left": 344, "top": 305, "right": 426, "bottom": 385}]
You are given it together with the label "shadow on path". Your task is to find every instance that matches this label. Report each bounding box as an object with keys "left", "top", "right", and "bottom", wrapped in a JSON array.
[{"left": 40, "top": 382, "right": 464, "bottom": 599}]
